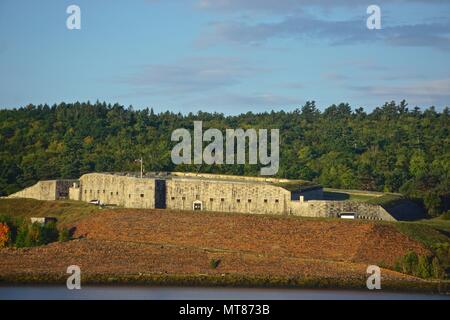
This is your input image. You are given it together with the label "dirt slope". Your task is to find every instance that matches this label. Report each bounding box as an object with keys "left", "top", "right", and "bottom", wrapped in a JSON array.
[
  {"left": 73, "top": 209, "right": 428, "bottom": 267},
  {"left": 0, "top": 208, "right": 430, "bottom": 286}
]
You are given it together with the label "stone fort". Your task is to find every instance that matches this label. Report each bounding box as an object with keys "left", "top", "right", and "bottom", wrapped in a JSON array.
[{"left": 6, "top": 172, "right": 424, "bottom": 222}]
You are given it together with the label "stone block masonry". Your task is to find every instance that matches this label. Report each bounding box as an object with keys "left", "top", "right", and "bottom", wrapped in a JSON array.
[
  {"left": 8, "top": 180, "right": 78, "bottom": 201},
  {"left": 8, "top": 172, "right": 400, "bottom": 221},
  {"left": 289, "top": 200, "right": 396, "bottom": 221},
  {"left": 77, "top": 173, "right": 155, "bottom": 209},
  {"left": 166, "top": 178, "right": 290, "bottom": 215}
]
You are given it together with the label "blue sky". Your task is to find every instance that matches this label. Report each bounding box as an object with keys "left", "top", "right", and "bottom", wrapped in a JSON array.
[{"left": 0, "top": 0, "right": 449, "bottom": 114}]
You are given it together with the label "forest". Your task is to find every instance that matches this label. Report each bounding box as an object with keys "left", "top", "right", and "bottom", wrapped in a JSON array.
[{"left": 0, "top": 100, "right": 448, "bottom": 216}]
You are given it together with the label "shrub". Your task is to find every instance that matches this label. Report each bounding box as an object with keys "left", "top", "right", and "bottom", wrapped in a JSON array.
[
  {"left": 396, "top": 247, "right": 449, "bottom": 279},
  {"left": 441, "top": 211, "right": 450, "bottom": 220},
  {"left": 0, "top": 215, "right": 19, "bottom": 244},
  {"left": 431, "top": 257, "right": 445, "bottom": 279},
  {"left": 0, "top": 222, "right": 10, "bottom": 248},
  {"left": 401, "top": 251, "right": 418, "bottom": 275},
  {"left": 417, "top": 256, "right": 431, "bottom": 278},
  {"left": 58, "top": 228, "right": 71, "bottom": 242},
  {"left": 210, "top": 258, "right": 221, "bottom": 269},
  {"left": 15, "top": 222, "right": 29, "bottom": 248},
  {"left": 42, "top": 221, "right": 59, "bottom": 244},
  {"left": 25, "top": 223, "right": 44, "bottom": 247},
  {"left": 15, "top": 221, "right": 59, "bottom": 248}
]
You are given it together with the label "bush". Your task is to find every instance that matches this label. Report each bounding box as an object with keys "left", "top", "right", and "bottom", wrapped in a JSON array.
[
  {"left": 14, "top": 222, "right": 29, "bottom": 248},
  {"left": 431, "top": 257, "right": 445, "bottom": 279},
  {"left": 0, "top": 215, "right": 19, "bottom": 244},
  {"left": 42, "top": 221, "right": 59, "bottom": 244},
  {"left": 58, "top": 228, "right": 71, "bottom": 242},
  {"left": 417, "top": 256, "right": 431, "bottom": 278},
  {"left": 396, "top": 247, "right": 449, "bottom": 279},
  {"left": 15, "top": 221, "right": 59, "bottom": 248},
  {"left": 22, "top": 223, "right": 43, "bottom": 247},
  {"left": 441, "top": 211, "right": 450, "bottom": 220},
  {"left": 400, "top": 251, "right": 418, "bottom": 275},
  {"left": 0, "top": 222, "right": 10, "bottom": 248},
  {"left": 432, "top": 243, "right": 450, "bottom": 279}
]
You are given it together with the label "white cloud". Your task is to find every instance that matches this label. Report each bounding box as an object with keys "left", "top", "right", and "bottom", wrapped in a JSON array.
[
  {"left": 122, "top": 57, "right": 267, "bottom": 94},
  {"left": 197, "top": 12, "right": 450, "bottom": 51}
]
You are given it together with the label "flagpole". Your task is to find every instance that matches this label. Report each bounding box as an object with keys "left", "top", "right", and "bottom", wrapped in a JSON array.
[{"left": 135, "top": 158, "right": 143, "bottom": 178}]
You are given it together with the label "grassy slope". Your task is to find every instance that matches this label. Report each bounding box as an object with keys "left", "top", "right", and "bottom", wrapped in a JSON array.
[
  {"left": 323, "top": 188, "right": 406, "bottom": 206},
  {"left": 366, "top": 194, "right": 404, "bottom": 208},
  {"left": 1, "top": 198, "right": 447, "bottom": 246},
  {"left": 395, "top": 222, "right": 449, "bottom": 249},
  {"left": 0, "top": 198, "right": 99, "bottom": 225},
  {"left": 323, "top": 188, "right": 382, "bottom": 202}
]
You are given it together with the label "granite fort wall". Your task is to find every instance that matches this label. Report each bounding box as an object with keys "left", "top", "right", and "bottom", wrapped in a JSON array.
[
  {"left": 8, "top": 181, "right": 57, "bottom": 200},
  {"left": 10, "top": 173, "right": 397, "bottom": 221},
  {"left": 8, "top": 180, "right": 77, "bottom": 201},
  {"left": 289, "top": 200, "right": 396, "bottom": 221},
  {"left": 166, "top": 178, "right": 291, "bottom": 215},
  {"left": 78, "top": 173, "right": 155, "bottom": 209}
]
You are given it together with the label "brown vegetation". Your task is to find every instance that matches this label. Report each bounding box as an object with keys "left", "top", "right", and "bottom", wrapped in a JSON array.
[{"left": 0, "top": 208, "right": 431, "bottom": 287}]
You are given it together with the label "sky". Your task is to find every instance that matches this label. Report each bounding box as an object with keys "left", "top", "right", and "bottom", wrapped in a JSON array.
[{"left": 0, "top": 0, "right": 449, "bottom": 114}]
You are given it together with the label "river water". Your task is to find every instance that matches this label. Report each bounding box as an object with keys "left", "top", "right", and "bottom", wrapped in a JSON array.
[{"left": 0, "top": 286, "right": 449, "bottom": 300}]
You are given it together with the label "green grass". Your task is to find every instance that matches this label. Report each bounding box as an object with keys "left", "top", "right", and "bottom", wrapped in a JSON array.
[
  {"left": 395, "top": 222, "right": 449, "bottom": 249},
  {"left": 323, "top": 188, "right": 406, "bottom": 207},
  {"left": 415, "top": 218, "right": 450, "bottom": 234},
  {"left": 365, "top": 194, "right": 404, "bottom": 207},
  {"left": 323, "top": 189, "right": 380, "bottom": 202},
  {"left": 0, "top": 198, "right": 99, "bottom": 225}
]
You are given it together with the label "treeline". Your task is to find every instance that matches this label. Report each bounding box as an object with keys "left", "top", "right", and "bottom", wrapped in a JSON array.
[{"left": 0, "top": 100, "right": 448, "bottom": 216}]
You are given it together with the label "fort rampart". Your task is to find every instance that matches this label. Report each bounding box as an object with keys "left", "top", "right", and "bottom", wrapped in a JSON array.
[{"left": 8, "top": 172, "right": 399, "bottom": 221}]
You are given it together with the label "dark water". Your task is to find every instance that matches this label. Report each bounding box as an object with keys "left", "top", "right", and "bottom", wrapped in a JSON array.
[{"left": 0, "top": 286, "right": 449, "bottom": 300}]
